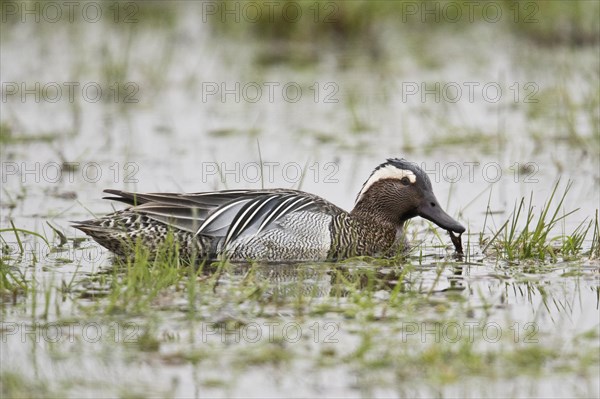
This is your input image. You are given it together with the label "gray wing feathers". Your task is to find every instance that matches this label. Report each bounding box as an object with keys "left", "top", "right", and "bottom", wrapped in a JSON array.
[{"left": 102, "top": 189, "right": 339, "bottom": 244}]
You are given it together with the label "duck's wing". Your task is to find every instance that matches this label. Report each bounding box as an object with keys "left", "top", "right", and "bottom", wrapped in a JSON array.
[{"left": 103, "top": 189, "right": 344, "bottom": 244}]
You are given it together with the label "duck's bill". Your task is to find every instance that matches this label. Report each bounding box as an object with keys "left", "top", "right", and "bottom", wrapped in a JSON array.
[{"left": 418, "top": 197, "right": 465, "bottom": 234}]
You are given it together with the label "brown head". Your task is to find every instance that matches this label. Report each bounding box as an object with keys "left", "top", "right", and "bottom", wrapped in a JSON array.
[{"left": 351, "top": 158, "right": 465, "bottom": 234}]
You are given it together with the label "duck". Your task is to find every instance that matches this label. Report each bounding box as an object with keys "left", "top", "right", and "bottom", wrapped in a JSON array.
[{"left": 74, "top": 158, "right": 465, "bottom": 262}]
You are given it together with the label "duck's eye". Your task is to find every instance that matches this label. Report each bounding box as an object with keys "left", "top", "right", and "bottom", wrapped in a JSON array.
[{"left": 400, "top": 177, "right": 411, "bottom": 186}]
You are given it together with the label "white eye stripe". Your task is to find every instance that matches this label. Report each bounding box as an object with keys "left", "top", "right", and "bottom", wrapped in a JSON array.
[{"left": 355, "top": 166, "right": 416, "bottom": 204}]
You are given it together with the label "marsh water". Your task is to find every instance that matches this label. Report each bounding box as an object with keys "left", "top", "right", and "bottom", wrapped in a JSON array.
[{"left": 1, "top": 2, "right": 599, "bottom": 398}]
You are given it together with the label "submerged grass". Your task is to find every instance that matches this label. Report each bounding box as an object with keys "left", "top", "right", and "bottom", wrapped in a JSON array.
[
  {"left": 0, "top": 262, "right": 28, "bottom": 299},
  {"left": 0, "top": 222, "right": 54, "bottom": 301},
  {"left": 101, "top": 234, "right": 194, "bottom": 314},
  {"left": 0, "top": 371, "right": 63, "bottom": 398},
  {"left": 0, "top": 121, "right": 59, "bottom": 144}
]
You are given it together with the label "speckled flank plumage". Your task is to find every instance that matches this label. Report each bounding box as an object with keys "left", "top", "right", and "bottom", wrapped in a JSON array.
[
  {"left": 74, "top": 158, "right": 466, "bottom": 262},
  {"left": 75, "top": 210, "right": 208, "bottom": 258}
]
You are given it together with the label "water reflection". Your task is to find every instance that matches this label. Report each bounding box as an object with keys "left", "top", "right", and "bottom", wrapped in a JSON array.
[{"left": 214, "top": 259, "right": 467, "bottom": 301}]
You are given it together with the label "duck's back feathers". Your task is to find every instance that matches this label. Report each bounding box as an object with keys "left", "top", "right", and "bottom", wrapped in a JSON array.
[{"left": 100, "top": 188, "right": 344, "bottom": 246}]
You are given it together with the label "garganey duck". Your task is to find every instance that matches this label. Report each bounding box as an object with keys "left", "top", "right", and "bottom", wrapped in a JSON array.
[{"left": 74, "top": 158, "right": 465, "bottom": 261}]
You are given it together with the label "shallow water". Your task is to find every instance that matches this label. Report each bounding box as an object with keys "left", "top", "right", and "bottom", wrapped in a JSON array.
[{"left": 1, "top": 3, "right": 599, "bottom": 398}]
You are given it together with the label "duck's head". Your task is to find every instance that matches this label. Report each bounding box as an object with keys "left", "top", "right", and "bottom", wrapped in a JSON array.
[{"left": 352, "top": 158, "right": 465, "bottom": 234}]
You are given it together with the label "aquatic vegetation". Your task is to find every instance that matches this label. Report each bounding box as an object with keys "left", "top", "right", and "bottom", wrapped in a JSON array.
[
  {"left": 209, "top": 0, "right": 599, "bottom": 48},
  {"left": 483, "top": 181, "right": 598, "bottom": 262},
  {"left": 506, "top": 0, "right": 600, "bottom": 46}
]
